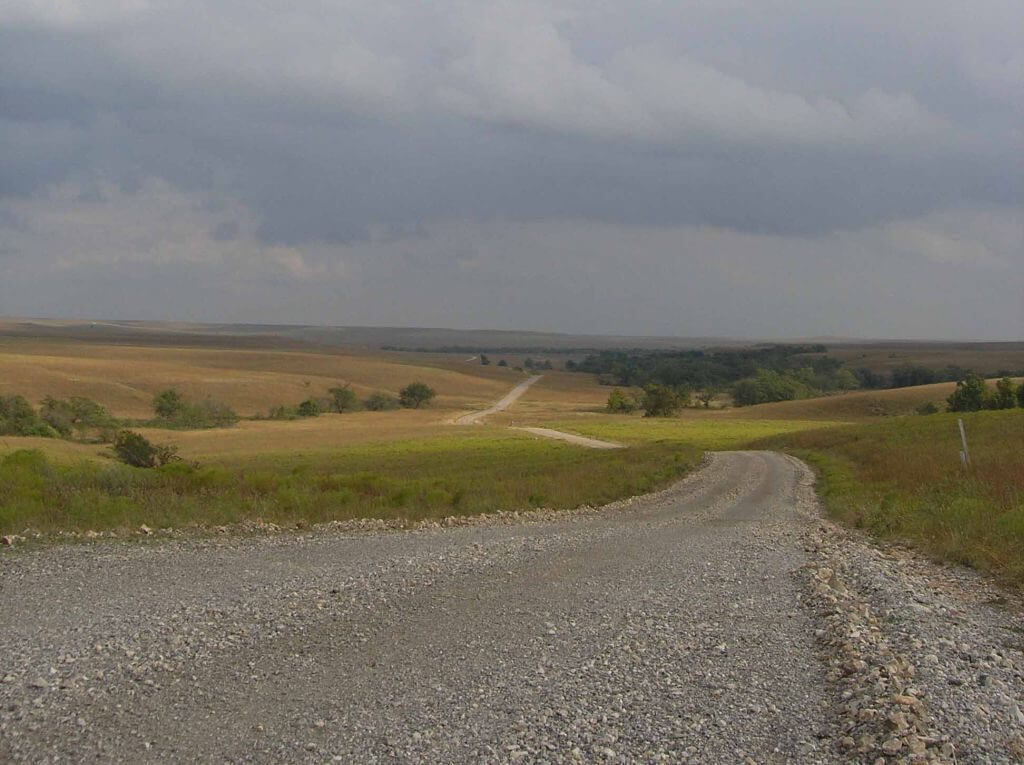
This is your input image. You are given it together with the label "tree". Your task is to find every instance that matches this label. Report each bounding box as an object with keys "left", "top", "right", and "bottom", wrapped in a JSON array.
[
  {"left": 1019, "top": 382, "right": 1024, "bottom": 408},
  {"left": 113, "top": 430, "right": 178, "bottom": 468},
  {"left": 153, "top": 389, "right": 186, "bottom": 419},
  {"left": 328, "top": 384, "right": 360, "bottom": 412},
  {"left": 696, "top": 387, "right": 719, "bottom": 408},
  {"left": 364, "top": 392, "right": 400, "bottom": 411},
  {"left": 641, "top": 384, "right": 682, "bottom": 417},
  {"left": 296, "top": 398, "right": 321, "bottom": 417},
  {"left": 0, "top": 395, "right": 55, "bottom": 437},
  {"left": 606, "top": 388, "right": 636, "bottom": 414},
  {"left": 946, "top": 375, "right": 990, "bottom": 412},
  {"left": 497, "top": 359, "right": 508, "bottom": 367},
  {"left": 991, "top": 377, "right": 1018, "bottom": 409},
  {"left": 480, "top": 354, "right": 490, "bottom": 366},
  {"left": 399, "top": 382, "right": 436, "bottom": 409}
]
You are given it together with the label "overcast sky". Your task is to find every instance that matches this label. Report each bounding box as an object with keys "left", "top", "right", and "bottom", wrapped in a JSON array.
[{"left": 1, "top": 1, "right": 1021, "bottom": 339}]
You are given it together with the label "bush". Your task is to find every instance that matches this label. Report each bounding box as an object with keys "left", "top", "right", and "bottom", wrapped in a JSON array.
[
  {"left": 40, "top": 396, "right": 117, "bottom": 440},
  {"left": 113, "top": 430, "right": 179, "bottom": 468},
  {"left": 1019, "top": 383, "right": 1024, "bottom": 408},
  {"left": 915, "top": 402, "right": 940, "bottom": 415},
  {"left": 327, "top": 384, "right": 360, "bottom": 413},
  {"left": 151, "top": 388, "right": 238, "bottom": 428},
  {"left": 497, "top": 359, "right": 508, "bottom": 367},
  {"left": 641, "top": 384, "right": 683, "bottom": 417},
  {"left": 0, "top": 395, "right": 55, "bottom": 437},
  {"left": 364, "top": 392, "right": 400, "bottom": 411},
  {"left": 399, "top": 382, "right": 436, "bottom": 409},
  {"left": 296, "top": 398, "right": 322, "bottom": 417},
  {"left": 152, "top": 389, "right": 186, "bottom": 419},
  {"left": 990, "top": 377, "right": 1018, "bottom": 410},
  {"left": 606, "top": 388, "right": 636, "bottom": 413},
  {"left": 947, "top": 375, "right": 990, "bottom": 412}
]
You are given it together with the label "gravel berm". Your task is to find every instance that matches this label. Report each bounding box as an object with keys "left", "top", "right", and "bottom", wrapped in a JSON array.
[{"left": 2, "top": 451, "right": 1022, "bottom": 763}]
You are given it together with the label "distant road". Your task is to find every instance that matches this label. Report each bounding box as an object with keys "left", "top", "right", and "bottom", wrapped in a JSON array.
[
  {"left": 452, "top": 374, "right": 543, "bottom": 424},
  {"left": 513, "top": 426, "right": 621, "bottom": 449}
]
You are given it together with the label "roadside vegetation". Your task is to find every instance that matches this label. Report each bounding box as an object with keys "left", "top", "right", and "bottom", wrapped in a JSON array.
[
  {"left": 758, "top": 409, "right": 1024, "bottom": 585},
  {"left": 0, "top": 434, "right": 699, "bottom": 535}
]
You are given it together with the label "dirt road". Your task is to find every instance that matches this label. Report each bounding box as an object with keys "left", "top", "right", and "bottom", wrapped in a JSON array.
[
  {"left": 452, "top": 375, "right": 542, "bottom": 424},
  {"left": 3, "top": 452, "right": 1023, "bottom": 763},
  {"left": 513, "top": 426, "right": 622, "bottom": 449}
]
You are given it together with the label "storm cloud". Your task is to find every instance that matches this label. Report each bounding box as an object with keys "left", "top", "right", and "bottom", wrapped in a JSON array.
[{"left": 1, "top": 1, "right": 1021, "bottom": 338}]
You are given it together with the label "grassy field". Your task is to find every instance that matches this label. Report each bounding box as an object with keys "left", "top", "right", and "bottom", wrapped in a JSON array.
[
  {"left": 757, "top": 410, "right": 1024, "bottom": 584},
  {"left": 0, "top": 337, "right": 517, "bottom": 417},
  {"left": 0, "top": 431, "right": 699, "bottom": 535}
]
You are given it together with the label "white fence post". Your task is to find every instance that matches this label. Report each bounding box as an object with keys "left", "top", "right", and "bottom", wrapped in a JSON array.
[{"left": 958, "top": 418, "right": 970, "bottom": 468}]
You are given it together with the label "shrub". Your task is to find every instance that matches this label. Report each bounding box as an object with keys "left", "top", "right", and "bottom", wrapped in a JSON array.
[
  {"left": 606, "top": 388, "right": 636, "bottom": 413},
  {"left": 151, "top": 389, "right": 238, "bottom": 428},
  {"left": 947, "top": 375, "right": 990, "bottom": 412},
  {"left": 399, "top": 382, "right": 436, "bottom": 409},
  {"left": 1019, "top": 383, "right": 1024, "bottom": 408},
  {"left": 641, "top": 384, "right": 683, "bottom": 417},
  {"left": 364, "top": 392, "right": 400, "bottom": 411},
  {"left": 152, "top": 389, "right": 186, "bottom": 419},
  {"left": 497, "top": 359, "right": 508, "bottom": 367},
  {"left": 40, "top": 396, "right": 117, "bottom": 440},
  {"left": 296, "top": 398, "right": 321, "bottom": 417},
  {"left": 113, "top": 430, "right": 179, "bottom": 468},
  {"left": 915, "top": 402, "right": 940, "bottom": 415},
  {"left": 990, "top": 377, "right": 1018, "bottom": 410},
  {"left": 480, "top": 354, "right": 490, "bottom": 365},
  {"left": 328, "top": 384, "right": 360, "bottom": 413},
  {"left": 0, "top": 395, "right": 55, "bottom": 437}
]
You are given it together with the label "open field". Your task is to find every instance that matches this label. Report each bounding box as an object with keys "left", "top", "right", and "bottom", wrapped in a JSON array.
[{"left": 0, "top": 338, "right": 518, "bottom": 418}]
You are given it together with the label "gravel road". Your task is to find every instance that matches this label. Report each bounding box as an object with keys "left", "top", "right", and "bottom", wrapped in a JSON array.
[
  {"left": 2, "top": 451, "right": 1023, "bottom": 763},
  {"left": 512, "top": 427, "right": 622, "bottom": 450},
  {"left": 452, "top": 375, "right": 543, "bottom": 424}
]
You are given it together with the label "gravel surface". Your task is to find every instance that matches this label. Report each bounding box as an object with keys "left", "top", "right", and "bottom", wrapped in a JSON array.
[
  {"left": 2, "top": 451, "right": 1022, "bottom": 763},
  {"left": 452, "top": 375, "right": 543, "bottom": 424},
  {"left": 511, "top": 427, "right": 622, "bottom": 449}
]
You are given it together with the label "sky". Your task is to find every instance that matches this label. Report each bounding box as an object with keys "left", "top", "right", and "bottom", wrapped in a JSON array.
[{"left": 1, "top": 0, "right": 1021, "bottom": 340}]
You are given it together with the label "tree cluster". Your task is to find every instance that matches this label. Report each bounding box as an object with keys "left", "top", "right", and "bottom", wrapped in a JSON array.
[{"left": 947, "top": 376, "right": 1024, "bottom": 412}]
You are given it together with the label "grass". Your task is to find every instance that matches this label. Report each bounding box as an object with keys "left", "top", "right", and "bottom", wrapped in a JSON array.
[
  {"left": 535, "top": 416, "right": 844, "bottom": 450},
  {"left": 0, "top": 431, "right": 700, "bottom": 535},
  {"left": 0, "top": 339, "right": 519, "bottom": 417},
  {"left": 756, "top": 409, "right": 1024, "bottom": 584}
]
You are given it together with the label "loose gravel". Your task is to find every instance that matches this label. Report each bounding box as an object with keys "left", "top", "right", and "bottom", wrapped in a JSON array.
[{"left": 1, "top": 451, "right": 1022, "bottom": 763}]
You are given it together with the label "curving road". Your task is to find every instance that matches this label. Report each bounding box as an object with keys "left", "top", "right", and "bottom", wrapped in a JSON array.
[{"left": 0, "top": 452, "right": 839, "bottom": 762}]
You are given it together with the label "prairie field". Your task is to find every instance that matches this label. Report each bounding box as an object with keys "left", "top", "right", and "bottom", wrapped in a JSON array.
[{"left": 0, "top": 337, "right": 516, "bottom": 417}]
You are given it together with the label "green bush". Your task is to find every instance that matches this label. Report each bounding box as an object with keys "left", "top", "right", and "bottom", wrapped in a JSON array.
[
  {"left": 915, "top": 402, "right": 940, "bottom": 415},
  {"left": 605, "top": 388, "right": 636, "bottom": 413},
  {"left": 0, "top": 395, "right": 56, "bottom": 437},
  {"left": 40, "top": 396, "right": 117, "bottom": 440},
  {"left": 990, "top": 377, "right": 1018, "bottom": 410},
  {"left": 327, "top": 384, "right": 360, "bottom": 413},
  {"left": 641, "top": 384, "right": 683, "bottom": 417},
  {"left": 113, "top": 430, "right": 179, "bottom": 468},
  {"left": 296, "top": 398, "right": 322, "bottom": 417},
  {"left": 947, "top": 375, "right": 990, "bottom": 412},
  {"left": 364, "top": 392, "right": 400, "bottom": 411},
  {"left": 399, "top": 382, "right": 436, "bottom": 409},
  {"left": 150, "top": 388, "right": 238, "bottom": 428}
]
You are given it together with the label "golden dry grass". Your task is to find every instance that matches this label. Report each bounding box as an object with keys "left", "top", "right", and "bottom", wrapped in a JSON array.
[
  {"left": 0, "top": 338, "right": 511, "bottom": 417},
  {"left": 824, "top": 342, "right": 1024, "bottom": 375}
]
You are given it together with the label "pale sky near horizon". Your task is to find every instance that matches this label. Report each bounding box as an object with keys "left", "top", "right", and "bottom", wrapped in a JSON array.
[{"left": 1, "top": 1, "right": 1021, "bottom": 340}]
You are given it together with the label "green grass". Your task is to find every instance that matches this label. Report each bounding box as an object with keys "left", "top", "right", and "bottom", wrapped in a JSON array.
[
  {"left": 757, "top": 409, "right": 1024, "bottom": 584},
  {"left": 538, "top": 417, "right": 845, "bottom": 450},
  {"left": 0, "top": 432, "right": 700, "bottom": 535}
]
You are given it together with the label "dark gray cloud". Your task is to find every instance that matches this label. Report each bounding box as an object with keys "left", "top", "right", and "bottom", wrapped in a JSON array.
[{"left": 0, "top": 1, "right": 1021, "bottom": 338}]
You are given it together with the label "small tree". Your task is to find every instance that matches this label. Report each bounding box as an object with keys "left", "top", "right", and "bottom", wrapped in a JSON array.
[
  {"left": 947, "top": 375, "right": 990, "bottom": 412},
  {"left": 364, "top": 392, "right": 400, "bottom": 411},
  {"left": 328, "top": 384, "right": 360, "bottom": 413},
  {"left": 399, "top": 382, "right": 436, "bottom": 409},
  {"left": 0, "top": 395, "right": 55, "bottom": 437},
  {"left": 606, "top": 388, "right": 636, "bottom": 414},
  {"left": 296, "top": 398, "right": 321, "bottom": 417},
  {"left": 1019, "top": 382, "right": 1024, "bottom": 408},
  {"left": 641, "top": 384, "right": 682, "bottom": 417},
  {"left": 480, "top": 354, "right": 490, "bottom": 366},
  {"left": 152, "top": 389, "right": 186, "bottom": 419},
  {"left": 991, "top": 377, "right": 1018, "bottom": 410},
  {"left": 695, "top": 387, "right": 719, "bottom": 409},
  {"left": 113, "top": 430, "right": 178, "bottom": 468},
  {"left": 497, "top": 359, "right": 508, "bottom": 367}
]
